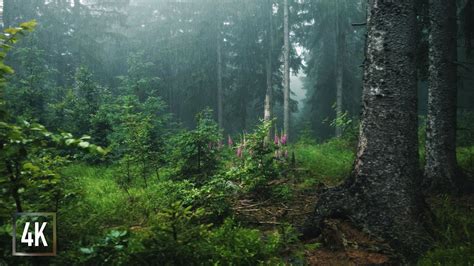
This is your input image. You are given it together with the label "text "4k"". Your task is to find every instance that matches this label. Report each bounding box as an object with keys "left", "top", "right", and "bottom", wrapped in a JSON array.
[{"left": 21, "top": 222, "right": 48, "bottom": 247}]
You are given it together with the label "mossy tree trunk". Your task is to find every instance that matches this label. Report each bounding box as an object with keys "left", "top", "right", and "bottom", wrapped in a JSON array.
[{"left": 304, "top": 0, "right": 431, "bottom": 261}]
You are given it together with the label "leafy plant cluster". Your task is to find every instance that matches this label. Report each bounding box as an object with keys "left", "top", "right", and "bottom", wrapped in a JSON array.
[{"left": 0, "top": 22, "right": 107, "bottom": 263}]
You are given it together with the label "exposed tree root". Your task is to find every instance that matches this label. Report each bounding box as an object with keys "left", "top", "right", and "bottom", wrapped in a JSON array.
[{"left": 302, "top": 178, "right": 433, "bottom": 262}]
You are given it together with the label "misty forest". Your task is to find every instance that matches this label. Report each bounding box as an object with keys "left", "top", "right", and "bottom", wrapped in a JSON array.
[{"left": 1, "top": 0, "right": 474, "bottom": 264}]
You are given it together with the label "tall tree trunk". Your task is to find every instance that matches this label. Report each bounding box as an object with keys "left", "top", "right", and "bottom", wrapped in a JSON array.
[
  {"left": 334, "top": 0, "right": 344, "bottom": 137},
  {"left": 217, "top": 31, "right": 223, "bottom": 129},
  {"left": 424, "top": 0, "right": 459, "bottom": 193},
  {"left": 304, "top": 1, "right": 431, "bottom": 260},
  {"left": 264, "top": 58, "right": 272, "bottom": 121},
  {"left": 334, "top": 0, "right": 345, "bottom": 137},
  {"left": 3, "top": 0, "right": 15, "bottom": 28},
  {"left": 264, "top": 0, "right": 273, "bottom": 136},
  {"left": 283, "top": 0, "right": 290, "bottom": 139}
]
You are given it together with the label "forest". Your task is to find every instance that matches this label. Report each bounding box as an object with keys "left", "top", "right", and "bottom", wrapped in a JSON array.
[{"left": 1, "top": 0, "right": 474, "bottom": 264}]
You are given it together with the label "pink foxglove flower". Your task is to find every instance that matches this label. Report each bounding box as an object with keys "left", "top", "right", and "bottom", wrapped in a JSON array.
[
  {"left": 236, "top": 145, "right": 243, "bottom": 158},
  {"left": 274, "top": 134, "right": 280, "bottom": 145},
  {"left": 281, "top": 134, "right": 287, "bottom": 145},
  {"left": 228, "top": 135, "right": 233, "bottom": 147}
]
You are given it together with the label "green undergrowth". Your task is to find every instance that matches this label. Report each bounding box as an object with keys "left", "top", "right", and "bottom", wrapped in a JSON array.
[
  {"left": 48, "top": 140, "right": 474, "bottom": 264},
  {"left": 418, "top": 195, "right": 474, "bottom": 266},
  {"left": 418, "top": 145, "right": 474, "bottom": 266},
  {"left": 458, "top": 146, "right": 474, "bottom": 174},
  {"left": 57, "top": 164, "right": 292, "bottom": 264},
  {"left": 293, "top": 138, "right": 355, "bottom": 186}
]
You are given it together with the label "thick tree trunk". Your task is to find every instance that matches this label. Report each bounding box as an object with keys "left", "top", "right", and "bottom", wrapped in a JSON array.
[
  {"left": 217, "top": 31, "right": 223, "bottom": 129},
  {"left": 334, "top": 0, "right": 344, "bottom": 137},
  {"left": 304, "top": 1, "right": 431, "bottom": 261},
  {"left": 283, "top": 0, "right": 290, "bottom": 139},
  {"left": 424, "top": 0, "right": 459, "bottom": 193}
]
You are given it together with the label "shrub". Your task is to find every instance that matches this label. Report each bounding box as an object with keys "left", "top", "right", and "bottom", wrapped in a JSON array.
[
  {"left": 168, "top": 109, "right": 222, "bottom": 183},
  {"left": 225, "top": 120, "right": 290, "bottom": 195}
]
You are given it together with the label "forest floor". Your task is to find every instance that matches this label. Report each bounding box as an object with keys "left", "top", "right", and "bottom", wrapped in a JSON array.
[
  {"left": 56, "top": 140, "right": 474, "bottom": 265},
  {"left": 231, "top": 179, "right": 396, "bottom": 265},
  {"left": 232, "top": 178, "right": 474, "bottom": 265}
]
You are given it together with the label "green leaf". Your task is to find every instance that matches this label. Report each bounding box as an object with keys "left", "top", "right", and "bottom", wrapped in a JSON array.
[
  {"left": 65, "top": 139, "right": 76, "bottom": 146},
  {"left": 19, "top": 20, "right": 37, "bottom": 31},
  {"left": 78, "top": 141, "right": 90, "bottom": 148},
  {"left": 79, "top": 247, "right": 94, "bottom": 254},
  {"left": 0, "top": 63, "right": 14, "bottom": 74}
]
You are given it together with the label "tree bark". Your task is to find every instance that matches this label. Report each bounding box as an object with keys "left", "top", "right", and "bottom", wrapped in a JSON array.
[
  {"left": 283, "top": 0, "right": 290, "bottom": 139},
  {"left": 264, "top": 0, "right": 273, "bottom": 137},
  {"left": 217, "top": 30, "right": 223, "bottom": 129},
  {"left": 335, "top": 0, "right": 345, "bottom": 137},
  {"left": 304, "top": 0, "right": 431, "bottom": 261},
  {"left": 424, "top": 0, "right": 459, "bottom": 193},
  {"left": 3, "top": 0, "right": 15, "bottom": 28},
  {"left": 264, "top": 58, "right": 272, "bottom": 122}
]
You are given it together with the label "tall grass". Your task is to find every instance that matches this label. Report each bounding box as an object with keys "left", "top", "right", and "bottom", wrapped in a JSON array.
[{"left": 294, "top": 138, "right": 355, "bottom": 185}]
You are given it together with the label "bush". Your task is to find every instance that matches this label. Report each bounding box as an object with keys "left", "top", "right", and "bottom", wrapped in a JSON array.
[
  {"left": 168, "top": 109, "right": 222, "bottom": 183},
  {"left": 133, "top": 216, "right": 283, "bottom": 265},
  {"left": 79, "top": 230, "right": 130, "bottom": 265},
  {"left": 205, "top": 219, "right": 283, "bottom": 264},
  {"left": 224, "top": 120, "right": 291, "bottom": 195}
]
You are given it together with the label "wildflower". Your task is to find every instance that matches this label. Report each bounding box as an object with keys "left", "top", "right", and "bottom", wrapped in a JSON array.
[
  {"left": 284, "top": 149, "right": 288, "bottom": 158},
  {"left": 228, "top": 135, "right": 233, "bottom": 147},
  {"left": 281, "top": 134, "right": 287, "bottom": 145},
  {"left": 236, "top": 145, "right": 243, "bottom": 158},
  {"left": 274, "top": 134, "right": 280, "bottom": 145}
]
